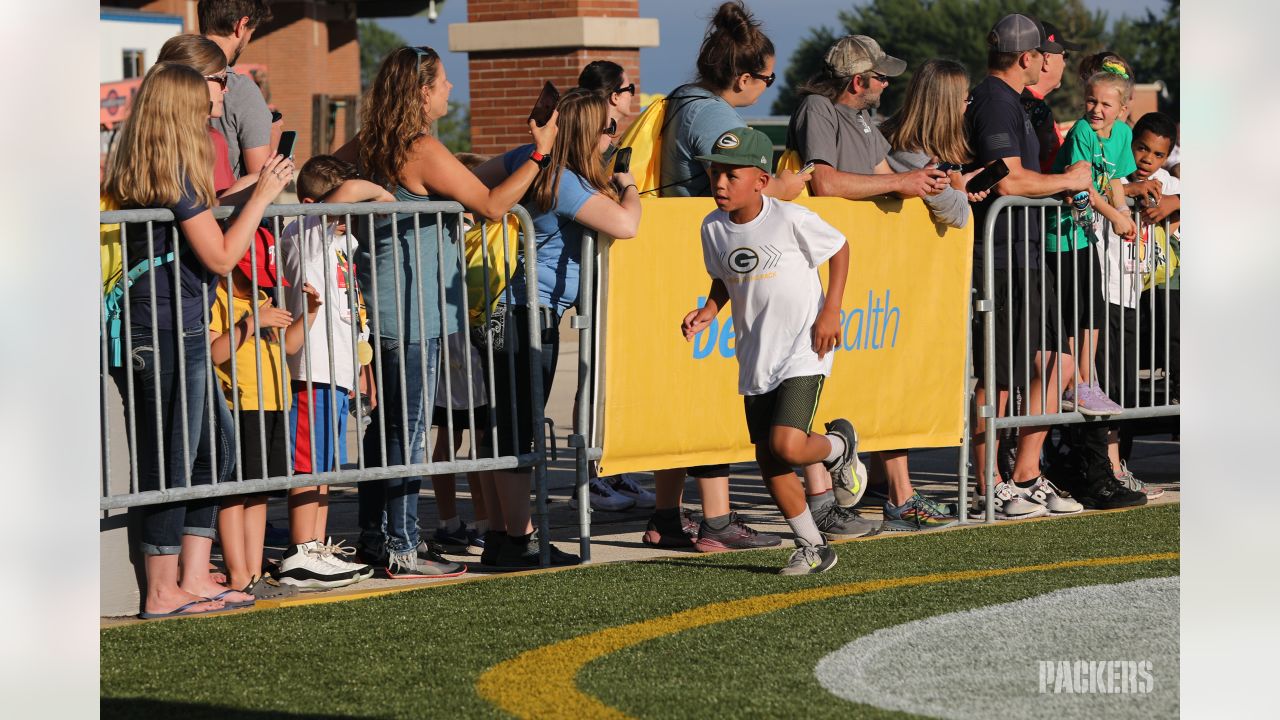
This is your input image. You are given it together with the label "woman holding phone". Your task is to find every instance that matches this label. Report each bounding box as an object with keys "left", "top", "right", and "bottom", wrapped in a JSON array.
[
  {"left": 334, "top": 46, "right": 558, "bottom": 578},
  {"left": 870, "top": 58, "right": 991, "bottom": 531},
  {"left": 469, "top": 89, "right": 641, "bottom": 567},
  {"left": 102, "top": 61, "right": 293, "bottom": 618}
]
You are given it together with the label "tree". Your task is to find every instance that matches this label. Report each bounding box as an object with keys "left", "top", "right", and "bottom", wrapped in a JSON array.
[
  {"left": 1108, "top": 0, "right": 1179, "bottom": 118},
  {"left": 772, "top": 0, "right": 1112, "bottom": 120},
  {"left": 359, "top": 20, "right": 406, "bottom": 91}
]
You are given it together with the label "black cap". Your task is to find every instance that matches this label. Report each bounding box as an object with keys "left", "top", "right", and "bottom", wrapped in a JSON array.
[{"left": 1042, "top": 21, "right": 1084, "bottom": 52}]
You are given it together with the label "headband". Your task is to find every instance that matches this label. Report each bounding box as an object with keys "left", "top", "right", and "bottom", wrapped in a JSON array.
[{"left": 1100, "top": 60, "right": 1130, "bottom": 80}]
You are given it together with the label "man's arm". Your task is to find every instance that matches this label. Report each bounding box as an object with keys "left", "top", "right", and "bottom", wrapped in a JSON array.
[
  {"left": 994, "top": 156, "right": 1091, "bottom": 198},
  {"left": 808, "top": 160, "right": 946, "bottom": 200}
]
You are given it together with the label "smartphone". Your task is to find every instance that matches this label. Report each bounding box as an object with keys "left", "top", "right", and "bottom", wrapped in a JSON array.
[
  {"left": 799, "top": 161, "right": 817, "bottom": 175},
  {"left": 270, "top": 110, "right": 283, "bottom": 123},
  {"left": 613, "top": 147, "right": 633, "bottom": 174},
  {"left": 277, "top": 130, "right": 297, "bottom": 160},
  {"left": 528, "top": 81, "right": 560, "bottom": 127},
  {"left": 966, "top": 158, "right": 1009, "bottom": 193}
]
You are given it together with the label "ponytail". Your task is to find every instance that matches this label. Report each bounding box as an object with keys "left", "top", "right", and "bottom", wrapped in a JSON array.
[{"left": 695, "top": 1, "right": 775, "bottom": 91}]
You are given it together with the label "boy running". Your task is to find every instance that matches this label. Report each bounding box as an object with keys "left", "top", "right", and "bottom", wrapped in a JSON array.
[{"left": 681, "top": 127, "right": 868, "bottom": 576}]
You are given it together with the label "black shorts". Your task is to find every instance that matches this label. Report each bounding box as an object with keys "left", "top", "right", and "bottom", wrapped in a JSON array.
[
  {"left": 1046, "top": 245, "right": 1105, "bottom": 332},
  {"left": 686, "top": 463, "right": 731, "bottom": 479},
  {"left": 432, "top": 404, "right": 493, "bottom": 434},
  {"left": 236, "top": 409, "right": 290, "bottom": 481},
  {"left": 743, "top": 375, "right": 825, "bottom": 445},
  {"left": 1101, "top": 303, "right": 1140, "bottom": 408},
  {"left": 972, "top": 269, "right": 1066, "bottom": 391},
  {"left": 478, "top": 305, "right": 559, "bottom": 471}
]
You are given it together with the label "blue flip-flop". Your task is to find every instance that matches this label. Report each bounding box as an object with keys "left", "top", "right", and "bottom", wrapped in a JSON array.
[
  {"left": 207, "top": 590, "right": 256, "bottom": 610},
  {"left": 138, "top": 599, "right": 231, "bottom": 620}
]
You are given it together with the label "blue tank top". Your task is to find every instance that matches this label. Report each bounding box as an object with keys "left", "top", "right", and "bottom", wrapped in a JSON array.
[{"left": 356, "top": 185, "right": 465, "bottom": 342}]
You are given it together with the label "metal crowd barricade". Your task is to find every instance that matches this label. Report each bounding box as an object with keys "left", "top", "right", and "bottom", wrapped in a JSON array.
[
  {"left": 970, "top": 195, "right": 1180, "bottom": 522},
  {"left": 99, "top": 200, "right": 563, "bottom": 564}
]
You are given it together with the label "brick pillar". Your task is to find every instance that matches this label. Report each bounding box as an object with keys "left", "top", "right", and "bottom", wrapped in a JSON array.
[{"left": 451, "top": 1, "right": 659, "bottom": 156}]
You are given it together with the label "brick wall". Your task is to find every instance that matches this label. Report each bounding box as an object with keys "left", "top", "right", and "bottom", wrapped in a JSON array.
[
  {"left": 464, "top": 0, "right": 644, "bottom": 155},
  {"left": 469, "top": 48, "right": 640, "bottom": 155},
  {"left": 135, "top": 0, "right": 359, "bottom": 166}
]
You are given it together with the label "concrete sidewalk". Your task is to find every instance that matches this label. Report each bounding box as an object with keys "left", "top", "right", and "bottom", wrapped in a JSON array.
[{"left": 100, "top": 312, "right": 1180, "bottom": 620}]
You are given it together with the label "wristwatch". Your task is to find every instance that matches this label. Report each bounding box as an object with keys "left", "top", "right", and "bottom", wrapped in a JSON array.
[{"left": 529, "top": 150, "right": 551, "bottom": 169}]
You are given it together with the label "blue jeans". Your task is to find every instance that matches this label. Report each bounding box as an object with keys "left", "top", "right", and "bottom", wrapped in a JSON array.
[
  {"left": 358, "top": 336, "right": 439, "bottom": 555},
  {"left": 115, "top": 326, "right": 235, "bottom": 555}
]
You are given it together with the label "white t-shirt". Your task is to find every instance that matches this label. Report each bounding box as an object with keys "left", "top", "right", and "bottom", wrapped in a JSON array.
[
  {"left": 700, "top": 196, "right": 847, "bottom": 395},
  {"left": 279, "top": 216, "right": 366, "bottom": 390},
  {"left": 1095, "top": 168, "right": 1181, "bottom": 309}
]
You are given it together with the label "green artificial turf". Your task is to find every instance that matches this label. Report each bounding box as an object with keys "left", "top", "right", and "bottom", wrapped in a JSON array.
[{"left": 101, "top": 504, "right": 1179, "bottom": 719}]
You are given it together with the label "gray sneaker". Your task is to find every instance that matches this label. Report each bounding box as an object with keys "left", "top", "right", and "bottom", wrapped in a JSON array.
[
  {"left": 831, "top": 453, "right": 869, "bottom": 508},
  {"left": 779, "top": 540, "right": 838, "bottom": 576},
  {"left": 811, "top": 501, "right": 879, "bottom": 540},
  {"left": 386, "top": 545, "right": 467, "bottom": 579},
  {"left": 1117, "top": 461, "right": 1164, "bottom": 499},
  {"left": 822, "top": 419, "right": 860, "bottom": 490}
]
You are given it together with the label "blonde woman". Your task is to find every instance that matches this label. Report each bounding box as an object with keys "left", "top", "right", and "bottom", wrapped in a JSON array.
[
  {"left": 873, "top": 59, "right": 990, "bottom": 531},
  {"left": 469, "top": 89, "right": 641, "bottom": 567},
  {"left": 102, "top": 61, "right": 292, "bottom": 618},
  {"left": 333, "top": 46, "right": 558, "bottom": 578}
]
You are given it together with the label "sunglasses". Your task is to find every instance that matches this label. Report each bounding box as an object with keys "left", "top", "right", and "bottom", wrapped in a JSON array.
[
  {"left": 749, "top": 71, "right": 776, "bottom": 87},
  {"left": 871, "top": 73, "right": 890, "bottom": 84},
  {"left": 204, "top": 71, "right": 228, "bottom": 89},
  {"left": 603, "top": 117, "right": 618, "bottom": 137},
  {"left": 614, "top": 83, "right": 636, "bottom": 95}
]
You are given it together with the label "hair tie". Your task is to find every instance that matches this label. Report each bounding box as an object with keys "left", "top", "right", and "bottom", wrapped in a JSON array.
[{"left": 1101, "top": 60, "right": 1129, "bottom": 79}]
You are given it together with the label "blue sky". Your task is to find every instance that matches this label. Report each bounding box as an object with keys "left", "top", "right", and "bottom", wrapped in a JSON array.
[{"left": 380, "top": 0, "right": 1166, "bottom": 113}]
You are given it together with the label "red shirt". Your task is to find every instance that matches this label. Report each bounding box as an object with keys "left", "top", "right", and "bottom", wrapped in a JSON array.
[
  {"left": 208, "top": 126, "right": 235, "bottom": 193},
  {"left": 1020, "top": 86, "right": 1064, "bottom": 173}
]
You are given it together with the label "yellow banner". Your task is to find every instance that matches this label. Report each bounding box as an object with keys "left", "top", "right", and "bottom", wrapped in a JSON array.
[{"left": 599, "top": 197, "right": 973, "bottom": 475}]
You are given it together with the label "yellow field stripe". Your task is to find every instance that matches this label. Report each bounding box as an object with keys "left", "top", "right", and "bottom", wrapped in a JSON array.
[{"left": 475, "top": 551, "right": 1178, "bottom": 719}]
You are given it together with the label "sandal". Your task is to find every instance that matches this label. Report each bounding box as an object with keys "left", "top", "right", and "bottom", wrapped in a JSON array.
[
  {"left": 207, "top": 589, "right": 256, "bottom": 610},
  {"left": 243, "top": 576, "right": 299, "bottom": 601},
  {"left": 138, "top": 599, "right": 228, "bottom": 620}
]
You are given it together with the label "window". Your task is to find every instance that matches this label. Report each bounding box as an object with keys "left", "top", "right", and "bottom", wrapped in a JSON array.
[{"left": 122, "top": 49, "right": 144, "bottom": 79}]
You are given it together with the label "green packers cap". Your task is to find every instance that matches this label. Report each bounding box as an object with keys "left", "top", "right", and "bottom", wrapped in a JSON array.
[{"left": 695, "top": 127, "right": 773, "bottom": 172}]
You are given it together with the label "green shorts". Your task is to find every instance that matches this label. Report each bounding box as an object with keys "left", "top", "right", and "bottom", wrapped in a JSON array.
[{"left": 743, "top": 375, "right": 825, "bottom": 445}]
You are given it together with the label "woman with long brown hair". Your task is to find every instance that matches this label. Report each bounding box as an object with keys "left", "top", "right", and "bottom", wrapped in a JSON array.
[
  {"left": 102, "top": 61, "right": 293, "bottom": 618},
  {"left": 334, "top": 46, "right": 558, "bottom": 578},
  {"left": 873, "top": 58, "right": 990, "bottom": 532},
  {"left": 469, "top": 88, "right": 641, "bottom": 566}
]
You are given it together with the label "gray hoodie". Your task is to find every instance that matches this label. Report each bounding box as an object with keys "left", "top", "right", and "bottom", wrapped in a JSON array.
[{"left": 886, "top": 149, "right": 971, "bottom": 229}]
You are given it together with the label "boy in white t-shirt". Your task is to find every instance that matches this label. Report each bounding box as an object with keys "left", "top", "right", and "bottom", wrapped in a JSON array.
[
  {"left": 681, "top": 128, "right": 865, "bottom": 576},
  {"left": 273, "top": 155, "right": 390, "bottom": 588},
  {"left": 1095, "top": 112, "right": 1180, "bottom": 498}
]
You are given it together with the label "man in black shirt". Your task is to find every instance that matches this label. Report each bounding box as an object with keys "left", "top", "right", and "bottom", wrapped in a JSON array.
[{"left": 966, "top": 14, "right": 1140, "bottom": 517}]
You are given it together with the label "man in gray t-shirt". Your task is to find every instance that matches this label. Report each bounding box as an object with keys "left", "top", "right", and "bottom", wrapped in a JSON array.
[
  {"left": 786, "top": 35, "right": 947, "bottom": 200},
  {"left": 200, "top": 0, "right": 276, "bottom": 178}
]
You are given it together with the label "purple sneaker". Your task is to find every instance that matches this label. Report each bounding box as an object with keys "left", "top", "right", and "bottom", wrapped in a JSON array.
[{"left": 1074, "top": 381, "right": 1123, "bottom": 416}]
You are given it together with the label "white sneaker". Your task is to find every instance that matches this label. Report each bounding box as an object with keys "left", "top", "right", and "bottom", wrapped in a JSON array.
[
  {"left": 569, "top": 477, "right": 636, "bottom": 512},
  {"left": 606, "top": 473, "right": 656, "bottom": 509},
  {"left": 1016, "top": 476, "right": 1083, "bottom": 514},
  {"left": 275, "top": 540, "right": 365, "bottom": 590},
  {"left": 974, "top": 482, "right": 1049, "bottom": 520},
  {"left": 318, "top": 537, "right": 375, "bottom": 579}
]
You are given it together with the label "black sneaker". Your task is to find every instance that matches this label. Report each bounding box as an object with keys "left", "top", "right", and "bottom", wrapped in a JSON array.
[
  {"left": 694, "top": 513, "right": 782, "bottom": 552},
  {"left": 1074, "top": 476, "right": 1148, "bottom": 510},
  {"left": 641, "top": 510, "right": 696, "bottom": 548},
  {"left": 479, "top": 530, "right": 506, "bottom": 567},
  {"left": 811, "top": 502, "right": 879, "bottom": 540},
  {"left": 494, "top": 531, "right": 581, "bottom": 568},
  {"left": 355, "top": 542, "right": 388, "bottom": 568},
  {"left": 821, "top": 418, "right": 859, "bottom": 482}
]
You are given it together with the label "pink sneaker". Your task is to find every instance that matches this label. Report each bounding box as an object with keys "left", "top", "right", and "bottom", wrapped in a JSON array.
[{"left": 1074, "top": 381, "right": 1123, "bottom": 416}]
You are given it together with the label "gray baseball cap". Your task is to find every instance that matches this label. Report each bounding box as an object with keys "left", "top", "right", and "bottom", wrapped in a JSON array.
[
  {"left": 987, "top": 14, "right": 1062, "bottom": 54},
  {"left": 825, "top": 35, "right": 907, "bottom": 78}
]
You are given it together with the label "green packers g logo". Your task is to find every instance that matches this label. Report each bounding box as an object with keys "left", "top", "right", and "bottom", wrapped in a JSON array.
[
  {"left": 716, "top": 132, "right": 741, "bottom": 150},
  {"left": 729, "top": 247, "right": 759, "bottom": 274}
]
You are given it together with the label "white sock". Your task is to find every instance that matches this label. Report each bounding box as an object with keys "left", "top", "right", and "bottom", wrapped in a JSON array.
[
  {"left": 785, "top": 507, "right": 825, "bottom": 547},
  {"left": 823, "top": 434, "right": 846, "bottom": 463},
  {"left": 439, "top": 516, "right": 461, "bottom": 532}
]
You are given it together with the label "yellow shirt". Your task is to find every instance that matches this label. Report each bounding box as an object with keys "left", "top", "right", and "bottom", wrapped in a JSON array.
[{"left": 211, "top": 284, "right": 292, "bottom": 411}]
